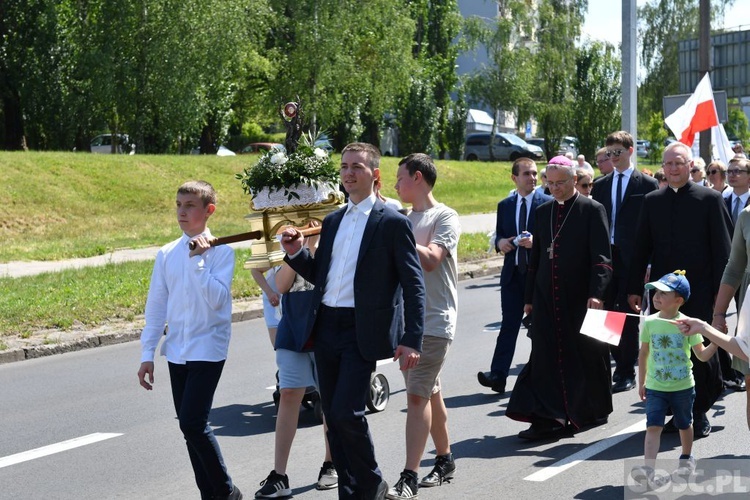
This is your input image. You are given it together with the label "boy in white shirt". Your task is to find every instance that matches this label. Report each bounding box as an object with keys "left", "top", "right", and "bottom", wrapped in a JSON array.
[{"left": 138, "top": 180, "right": 242, "bottom": 500}]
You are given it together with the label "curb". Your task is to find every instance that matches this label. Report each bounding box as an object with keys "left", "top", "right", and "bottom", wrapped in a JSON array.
[{"left": 0, "top": 256, "right": 502, "bottom": 365}]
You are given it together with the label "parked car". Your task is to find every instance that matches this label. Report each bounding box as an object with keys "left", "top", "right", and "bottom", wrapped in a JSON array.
[
  {"left": 238, "top": 142, "right": 285, "bottom": 154},
  {"left": 464, "top": 133, "right": 544, "bottom": 161},
  {"left": 558, "top": 136, "right": 579, "bottom": 157},
  {"left": 90, "top": 134, "right": 133, "bottom": 154},
  {"left": 636, "top": 140, "right": 650, "bottom": 158},
  {"left": 524, "top": 136, "right": 577, "bottom": 158}
]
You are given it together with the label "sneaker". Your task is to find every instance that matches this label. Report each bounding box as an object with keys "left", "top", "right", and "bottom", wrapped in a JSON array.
[
  {"left": 255, "top": 470, "right": 291, "bottom": 499},
  {"left": 386, "top": 471, "right": 419, "bottom": 499},
  {"left": 674, "top": 454, "right": 696, "bottom": 476},
  {"left": 630, "top": 465, "right": 653, "bottom": 487},
  {"left": 316, "top": 461, "right": 338, "bottom": 490},
  {"left": 630, "top": 466, "right": 670, "bottom": 490},
  {"left": 419, "top": 455, "right": 456, "bottom": 487}
]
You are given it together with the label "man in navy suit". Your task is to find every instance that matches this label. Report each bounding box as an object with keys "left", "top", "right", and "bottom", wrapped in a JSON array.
[
  {"left": 592, "top": 131, "right": 658, "bottom": 393},
  {"left": 280, "top": 142, "right": 425, "bottom": 500},
  {"left": 478, "top": 157, "right": 551, "bottom": 394}
]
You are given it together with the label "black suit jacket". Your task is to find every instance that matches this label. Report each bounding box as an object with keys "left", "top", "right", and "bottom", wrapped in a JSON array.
[
  {"left": 591, "top": 168, "right": 659, "bottom": 268},
  {"left": 495, "top": 189, "right": 551, "bottom": 286},
  {"left": 285, "top": 199, "right": 425, "bottom": 361},
  {"left": 628, "top": 182, "right": 731, "bottom": 320}
]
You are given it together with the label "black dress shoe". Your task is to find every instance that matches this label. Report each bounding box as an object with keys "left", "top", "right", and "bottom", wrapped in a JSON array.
[
  {"left": 518, "top": 420, "right": 566, "bottom": 440},
  {"left": 477, "top": 371, "right": 506, "bottom": 393},
  {"left": 361, "top": 479, "right": 388, "bottom": 500},
  {"left": 612, "top": 377, "right": 635, "bottom": 393},
  {"left": 694, "top": 413, "right": 711, "bottom": 438}
]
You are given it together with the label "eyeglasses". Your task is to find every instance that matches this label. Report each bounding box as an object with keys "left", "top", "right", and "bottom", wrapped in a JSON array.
[
  {"left": 727, "top": 169, "right": 748, "bottom": 175},
  {"left": 606, "top": 148, "right": 625, "bottom": 158},
  {"left": 663, "top": 161, "right": 688, "bottom": 169},
  {"left": 548, "top": 178, "right": 573, "bottom": 188},
  {"left": 596, "top": 158, "right": 609, "bottom": 164},
  {"left": 708, "top": 169, "right": 721, "bottom": 175},
  {"left": 690, "top": 168, "right": 701, "bottom": 173}
]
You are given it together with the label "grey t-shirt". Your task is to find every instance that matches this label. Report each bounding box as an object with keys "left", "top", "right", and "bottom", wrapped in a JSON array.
[{"left": 407, "top": 203, "right": 461, "bottom": 340}]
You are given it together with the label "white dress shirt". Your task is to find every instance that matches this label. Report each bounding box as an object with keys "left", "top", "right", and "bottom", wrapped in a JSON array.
[
  {"left": 322, "top": 194, "right": 376, "bottom": 308},
  {"left": 140, "top": 230, "right": 235, "bottom": 364}
]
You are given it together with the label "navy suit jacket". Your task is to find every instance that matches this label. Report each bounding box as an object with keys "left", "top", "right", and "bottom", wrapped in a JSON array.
[
  {"left": 495, "top": 189, "right": 551, "bottom": 286},
  {"left": 725, "top": 193, "right": 750, "bottom": 233},
  {"left": 284, "top": 199, "right": 425, "bottom": 362},
  {"left": 591, "top": 168, "right": 659, "bottom": 268}
]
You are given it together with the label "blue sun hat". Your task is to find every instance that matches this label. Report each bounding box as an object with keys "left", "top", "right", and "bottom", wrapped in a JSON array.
[{"left": 645, "top": 270, "right": 690, "bottom": 302}]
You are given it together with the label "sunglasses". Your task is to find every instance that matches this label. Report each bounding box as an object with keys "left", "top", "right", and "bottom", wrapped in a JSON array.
[
  {"left": 606, "top": 148, "right": 625, "bottom": 158},
  {"left": 578, "top": 183, "right": 591, "bottom": 189},
  {"left": 708, "top": 169, "right": 721, "bottom": 175}
]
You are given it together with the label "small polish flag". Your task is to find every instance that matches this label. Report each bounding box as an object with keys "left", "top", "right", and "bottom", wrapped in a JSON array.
[
  {"left": 580, "top": 309, "right": 629, "bottom": 346},
  {"left": 664, "top": 73, "right": 719, "bottom": 147}
]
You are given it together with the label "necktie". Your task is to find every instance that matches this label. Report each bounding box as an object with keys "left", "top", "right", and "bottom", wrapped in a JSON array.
[
  {"left": 733, "top": 196, "right": 742, "bottom": 225},
  {"left": 518, "top": 197, "right": 527, "bottom": 273},
  {"left": 615, "top": 173, "right": 624, "bottom": 219}
]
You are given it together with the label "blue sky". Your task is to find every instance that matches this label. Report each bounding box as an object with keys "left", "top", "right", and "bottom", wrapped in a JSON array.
[{"left": 581, "top": 1, "right": 750, "bottom": 45}]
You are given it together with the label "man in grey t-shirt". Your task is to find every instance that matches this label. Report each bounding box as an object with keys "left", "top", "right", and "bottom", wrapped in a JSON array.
[{"left": 386, "top": 153, "right": 461, "bottom": 500}]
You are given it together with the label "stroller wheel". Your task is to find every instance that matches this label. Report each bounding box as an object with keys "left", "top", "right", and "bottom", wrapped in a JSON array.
[{"left": 366, "top": 373, "right": 390, "bottom": 412}]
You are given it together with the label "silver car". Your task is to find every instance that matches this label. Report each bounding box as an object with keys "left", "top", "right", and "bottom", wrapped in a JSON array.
[{"left": 464, "top": 133, "right": 544, "bottom": 161}]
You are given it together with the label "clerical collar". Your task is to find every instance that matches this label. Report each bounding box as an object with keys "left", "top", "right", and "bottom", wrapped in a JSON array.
[{"left": 555, "top": 192, "right": 579, "bottom": 205}]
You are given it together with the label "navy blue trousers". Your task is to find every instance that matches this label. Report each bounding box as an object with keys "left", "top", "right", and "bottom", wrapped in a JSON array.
[
  {"left": 314, "top": 305, "right": 381, "bottom": 499},
  {"left": 491, "top": 269, "right": 525, "bottom": 378},
  {"left": 168, "top": 360, "right": 233, "bottom": 498}
]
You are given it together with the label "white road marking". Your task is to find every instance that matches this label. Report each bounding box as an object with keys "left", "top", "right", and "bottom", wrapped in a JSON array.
[
  {"left": 523, "top": 419, "right": 647, "bottom": 482},
  {"left": 0, "top": 432, "right": 122, "bottom": 469}
]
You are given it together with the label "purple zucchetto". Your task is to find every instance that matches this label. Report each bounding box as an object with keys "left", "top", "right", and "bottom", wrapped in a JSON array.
[{"left": 547, "top": 155, "right": 574, "bottom": 167}]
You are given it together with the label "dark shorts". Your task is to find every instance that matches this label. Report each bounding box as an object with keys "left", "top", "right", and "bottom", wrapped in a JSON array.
[{"left": 645, "top": 387, "right": 695, "bottom": 429}]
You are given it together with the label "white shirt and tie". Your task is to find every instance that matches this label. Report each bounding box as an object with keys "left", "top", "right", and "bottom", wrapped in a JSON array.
[
  {"left": 610, "top": 165, "right": 635, "bottom": 244},
  {"left": 729, "top": 191, "right": 750, "bottom": 225},
  {"left": 322, "top": 194, "right": 375, "bottom": 307}
]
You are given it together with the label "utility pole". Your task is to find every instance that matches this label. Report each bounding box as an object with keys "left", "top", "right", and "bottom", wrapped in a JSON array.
[
  {"left": 699, "top": 0, "right": 711, "bottom": 164},
  {"left": 622, "top": 0, "right": 637, "bottom": 155}
]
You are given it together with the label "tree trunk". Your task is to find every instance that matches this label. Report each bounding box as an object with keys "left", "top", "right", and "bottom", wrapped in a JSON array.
[{"left": 2, "top": 89, "right": 27, "bottom": 151}]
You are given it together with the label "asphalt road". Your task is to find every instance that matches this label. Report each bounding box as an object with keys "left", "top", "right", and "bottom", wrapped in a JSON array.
[{"left": 2, "top": 274, "right": 749, "bottom": 499}]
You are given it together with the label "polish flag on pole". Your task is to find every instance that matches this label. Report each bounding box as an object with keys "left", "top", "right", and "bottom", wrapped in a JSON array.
[
  {"left": 664, "top": 73, "right": 719, "bottom": 147},
  {"left": 580, "top": 309, "right": 631, "bottom": 346}
]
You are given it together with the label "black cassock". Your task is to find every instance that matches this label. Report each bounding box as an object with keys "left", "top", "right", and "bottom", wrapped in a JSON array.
[
  {"left": 507, "top": 193, "right": 613, "bottom": 429},
  {"left": 627, "top": 182, "right": 731, "bottom": 414}
]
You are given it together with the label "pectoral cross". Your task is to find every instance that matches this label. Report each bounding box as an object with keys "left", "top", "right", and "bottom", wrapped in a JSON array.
[{"left": 547, "top": 244, "right": 554, "bottom": 260}]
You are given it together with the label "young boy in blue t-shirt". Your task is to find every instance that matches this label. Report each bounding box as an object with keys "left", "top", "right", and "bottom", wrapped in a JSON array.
[{"left": 632, "top": 271, "right": 717, "bottom": 488}]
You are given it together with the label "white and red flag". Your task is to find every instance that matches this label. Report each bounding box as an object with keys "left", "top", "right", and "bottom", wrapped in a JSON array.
[
  {"left": 580, "top": 309, "right": 629, "bottom": 346},
  {"left": 664, "top": 73, "right": 719, "bottom": 147}
]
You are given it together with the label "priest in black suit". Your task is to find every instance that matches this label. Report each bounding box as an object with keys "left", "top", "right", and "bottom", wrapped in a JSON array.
[
  {"left": 592, "top": 131, "right": 659, "bottom": 394},
  {"left": 507, "top": 156, "right": 613, "bottom": 440},
  {"left": 627, "top": 141, "right": 731, "bottom": 438}
]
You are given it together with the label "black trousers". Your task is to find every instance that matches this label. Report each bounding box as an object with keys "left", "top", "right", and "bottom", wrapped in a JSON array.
[
  {"left": 314, "top": 305, "right": 381, "bottom": 499},
  {"left": 168, "top": 360, "right": 233, "bottom": 498}
]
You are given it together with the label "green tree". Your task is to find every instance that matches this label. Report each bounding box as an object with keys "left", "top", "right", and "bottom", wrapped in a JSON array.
[
  {"left": 572, "top": 41, "right": 621, "bottom": 160},
  {"left": 397, "top": 76, "right": 437, "bottom": 156},
  {"left": 463, "top": 0, "right": 534, "bottom": 160},
  {"left": 408, "top": 0, "right": 462, "bottom": 158},
  {"left": 447, "top": 88, "right": 469, "bottom": 160},
  {"left": 531, "top": 0, "right": 587, "bottom": 160},
  {"left": 645, "top": 111, "right": 668, "bottom": 164},
  {"left": 725, "top": 100, "right": 750, "bottom": 144},
  {"left": 267, "top": 0, "right": 414, "bottom": 150},
  {"left": 637, "top": 0, "right": 735, "bottom": 123}
]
